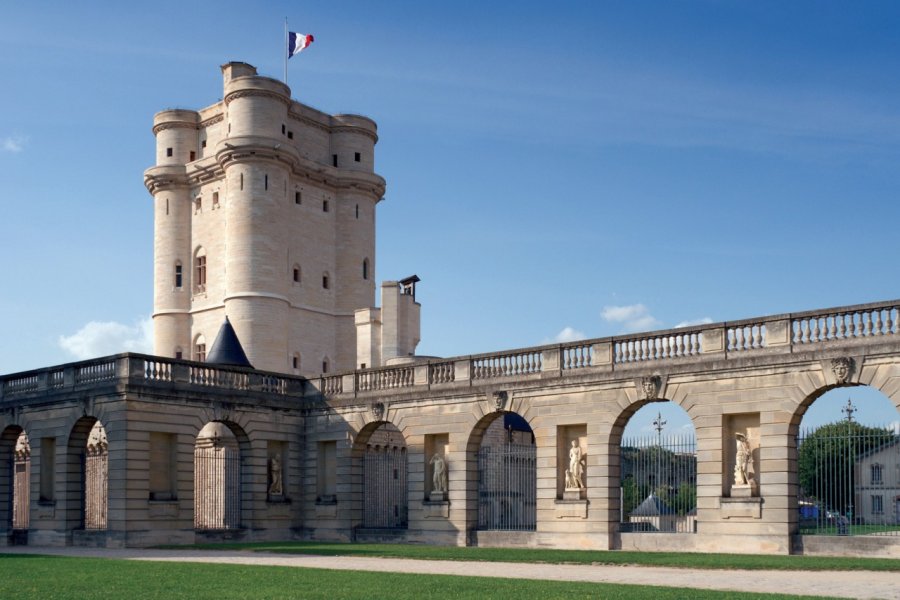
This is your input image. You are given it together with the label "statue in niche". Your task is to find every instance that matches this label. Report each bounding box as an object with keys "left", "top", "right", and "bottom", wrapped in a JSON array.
[
  {"left": 566, "top": 440, "right": 585, "bottom": 489},
  {"left": 831, "top": 357, "right": 853, "bottom": 385},
  {"left": 733, "top": 432, "right": 753, "bottom": 486},
  {"left": 268, "top": 454, "right": 283, "bottom": 496},
  {"left": 430, "top": 453, "right": 447, "bottom": 493}
]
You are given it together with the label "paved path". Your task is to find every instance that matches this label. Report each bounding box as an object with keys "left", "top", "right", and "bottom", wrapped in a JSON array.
[{"left": 2, "top": 546, "right": 898, "bottom": 599}]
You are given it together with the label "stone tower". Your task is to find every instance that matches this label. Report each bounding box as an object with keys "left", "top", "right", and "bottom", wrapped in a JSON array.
[{"left": 144, "top": 62, "right": 385, "bottom": 375}]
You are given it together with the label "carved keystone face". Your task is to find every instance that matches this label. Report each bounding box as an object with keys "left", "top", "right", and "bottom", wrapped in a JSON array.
[
  {"left": 640, "top": 377, "right": 659, "bottom": 400},
  {"left": 831, "top": 358, "right": 852, "bottom": 384},
  {"left": 372, "top": 402, "right": 385, "bottom": 420}
]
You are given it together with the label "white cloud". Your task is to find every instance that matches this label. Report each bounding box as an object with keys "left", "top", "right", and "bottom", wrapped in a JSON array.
[
  {"left": 674, "top": 317, "right": 714, "bottom": 328},
  {"left": 601, "top": 304, "right": 661, "bottom": 333},
  {"left": 1, "top": 135, "right": 26, "bottom": 153},
  {"left": 551, "top": 326, "right": 586, "bottom": 343},
  {"left": 59, "top": 317, "right": 153, "bottom": 360}
]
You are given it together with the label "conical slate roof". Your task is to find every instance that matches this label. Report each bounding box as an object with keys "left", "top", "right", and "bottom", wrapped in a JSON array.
[
  {"left": 205, "top": 317, "right": 252, "bottom": 368},
  {"left": 629, "top": 493, "right": 674, "bottom": 516}
]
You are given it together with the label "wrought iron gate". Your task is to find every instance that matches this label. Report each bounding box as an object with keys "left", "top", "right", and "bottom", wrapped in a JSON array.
[
  {"left": 84, "top": 448, "right": 108, "bottom": 530},
  {"left": 194, "top": 446, "right": 241, "bottom": 529},
  {"left": 363, "top": 446, "right": 408, "bottom": 528},
  {"left": 12, "top": 455, "right": 29, "bottom": 529},
  {"left": 477, "top": 444, "right": 536, "bottom": 531}
]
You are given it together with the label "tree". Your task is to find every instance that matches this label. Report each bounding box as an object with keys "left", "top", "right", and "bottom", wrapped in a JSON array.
[{"left": 798, "top": 421, "right": 895, "bottom": 516}]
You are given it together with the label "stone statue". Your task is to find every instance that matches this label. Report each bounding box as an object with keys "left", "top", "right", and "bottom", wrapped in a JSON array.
[
  {"left": 567, "top": 440, "right": 585, "bottom": 489},
  {"left": 733, "top": 432, "right": 752, "bottom": 486},
  {"left": 268, "top": 455, "right": 283, "bottom": 496},
  {"left": 831, "top": 357, "right": 853, "bottom": 385},
  {"left": 430, "top": 453, "right": 447, "bottom": 493}
]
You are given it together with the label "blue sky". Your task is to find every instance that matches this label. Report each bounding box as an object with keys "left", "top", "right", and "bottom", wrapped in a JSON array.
[{"left": 1, "top": 2, "right": 899, "bottom": 431}]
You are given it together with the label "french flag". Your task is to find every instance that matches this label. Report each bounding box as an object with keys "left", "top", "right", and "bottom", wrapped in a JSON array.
[{"left": 288, "top": 32, "right": 314, "bottom": 58}]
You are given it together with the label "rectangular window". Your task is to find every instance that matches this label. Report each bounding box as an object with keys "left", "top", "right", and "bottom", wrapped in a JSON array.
[
  {"left": 265, "top": 174, "right": 268, "bottom": 190},
  {"left": 189, "top": 151, "right": 196, "bottom": 161},
  {"left": 196, "top": 343, "right": 206, "bottom": 362},
  {"left": 166, "top": 147, "right": 173, "bottom": 157},
  {"left": 292, "top": 356, "right": 298, "bottom": 369},
  {"left": 872, "top": 495, "right": 884, "bottom": 514},
  {"left": 323, "top": 200, "right": 329, "bottom": 213},
  {"left": 872, "top": 464, "right": 883, "bottom": 484},
  {"left": 282, "top": 124, "right": 286, "bottom": 135},
  {"left": 332, "top": 154, "right": 338, "bottom": 167},
  {"left": 295, "top": 191, "right": 301, "bottom": 205},
  {"left": 195, "top": 256, "right": 207, "bottom": 292},
  {"left": 287, "top": 131, "right": 293, "bottom": 139},
  {"left": 354, "top": 152, "right": 361, "bottom": 162},
  {"left": 40, "top": 437, "right": 55, "bottom": 502},
  {"left": 194, "top": 197, "right": 202, "bottom": 213},
  {"left": 201, "top": 139, "right": 207, "bottom": 148},
  {"left": 175, "top": 350, "right": 183, "bottom": 359},
  {"left": 317, "top": 441, "right": 337, "bottom": 501},
  {"left": 212, "top": 191, "right": 219, "bottom": 208},
  {"left": 149, "top": 432, "right": 177, "bottom": 501},
  {"left": 174, "top": 264, "right": 183, "bottom": 288}
]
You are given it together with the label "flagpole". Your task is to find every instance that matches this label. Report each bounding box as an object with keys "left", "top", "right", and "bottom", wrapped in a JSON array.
[{"left": 283, "top": 17, "right": 288, "bottom": 85}]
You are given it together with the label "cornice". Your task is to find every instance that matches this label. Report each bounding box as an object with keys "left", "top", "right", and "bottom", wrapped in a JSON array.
[
  {"left": 144, "top": 169, "right": 190, "bottom": 194},
  {"left": 288, "top": 110, "right": 331, "bottom": 134},
  {"left": 198, "top": 114, "right": 224, "bottom": 129},
  {"left": 224, "top": 89, "right": 291, "bottom": 107},
  {"left": 152, "top": 121, "right": 198, "bottom": 136},
  {"left": 330, "top": 125, "right": 379, "bottom": 143}
]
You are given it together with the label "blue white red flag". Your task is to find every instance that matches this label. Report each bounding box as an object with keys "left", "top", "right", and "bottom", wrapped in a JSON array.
[{"left": 288, "top": 32, "right": 314, "bottom": 58}]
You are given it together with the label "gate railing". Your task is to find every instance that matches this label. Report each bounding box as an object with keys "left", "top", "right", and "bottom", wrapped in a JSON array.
[
  {"left": 362, "top": 446, "right": 408, "bottom": 529},
  {"left": 194, "top": 446, "right": 241, "bottom": 530},
  {"left": 477, "top": 443, "right": 537, "bottom": 531},
  {"left": 797, "top": 423, "right": 900, "bottom": 536},
  {"left": 620, "top": 434, "right": 697, "bottom": 534}
]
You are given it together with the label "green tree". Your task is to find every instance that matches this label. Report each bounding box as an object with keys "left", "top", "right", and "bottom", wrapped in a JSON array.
[{"left": 798, "top": 421, "right": 895, "bottom": 516}]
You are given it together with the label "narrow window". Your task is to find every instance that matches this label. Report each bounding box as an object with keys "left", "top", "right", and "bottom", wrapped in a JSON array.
[
  {"left": 362, "top": 258, "right": 368, "bottom": 280},
  {"left": 292, "top": 355, "right": 299, "bottom": 369},
  {"left": 201, "top": 139, "right": 207, "bottom": 148},
  {"left": 355, "top": 204, "right": 359, "bottom": 219},
  {"left": 872, "top": 495, "right": 884, "bottom": 514},
  {"left": 195, "top": 255, "right": 207, "bottom": 292},
  {"left": 39, "top": 437, "right": 56, "bottom": 502},
  {"left": 265, "top": 174, "right": 268, "bottom": 190},
  {"left": 354, "top": 152, "right": 361, "bottom": 162},
  {"left": 332, "top": 154, "right": 338, "bottom": 167},
  {"left": 322, "top": 359, "right": 329, "bottom": 373},
  {"left": 295, "top": 191, "right": 301, "bottom": 205},
  {"left": 212, "top": 191, "right": 219, "bottom": 208},
  {"left": 322, "top": 274, "right": 329, "bottom": 289},
  {"left": 282, "top": 124, "right": 286, "bottom": 135},
  {"left": 196, "top": 343, "right": 206, "bottom": 362},
  {"left": 240, "top": 173, "right": 244, "bottom": 190},
  {"left": 287, "top": 131, "right": 293, "bottom": 139},
  {"left": 175, "top": 350, "right": 183, "bottom": 360},
  {"left": 872, "top": 464, "right": 883, "bottom": 484},
  {"left": 174, "top": 263, "right": 183, "bottom": 288},
  {"left": 293, "top": 267, "right": 300, "bottom": 283},
  {"left": 194, "top": 197, "right": 202, "bottom": 213},
  {"left": 323, "top": 200, "right": 329, "bottom": 212},
  {"left": 189, "top": 151, "right": 196, "bottom": 161},
  {"left": 165, "top": 198, "right": 169, "bottom": 216},
  {"left": 166, "top": 147, "right": 173, "bottom": 157}
]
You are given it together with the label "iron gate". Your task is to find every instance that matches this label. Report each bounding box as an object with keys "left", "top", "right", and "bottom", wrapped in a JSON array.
[
  {"left": 12, "top": 455, "right": 29, "bottom": 529},
  {"left": 84, "top": 449, "right": 108, "bottom": 530},
  {"left": 194, "top": 446, "right": 241, "bottom": 529},
  {"left": 477, "top": 444, "right": 536, "bottom": 531},
  {"left": 363, "top": 446, "right": 408, "bottom": 528}
]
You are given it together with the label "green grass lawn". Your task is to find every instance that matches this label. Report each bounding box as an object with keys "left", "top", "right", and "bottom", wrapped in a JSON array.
[
  {"left": 0, "top": 554, "right": 842, "bottom": 600},
  {"left": 173, "top": 540, "right": 900, "bottom": 572}
]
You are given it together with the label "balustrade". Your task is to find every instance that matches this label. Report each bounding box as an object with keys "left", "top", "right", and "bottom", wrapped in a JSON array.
[
  {"left": 561, "top": 343, "right": 593, "bottom": 370},
  {"left": 727, "top": 323, "right": 766, "bottom": 352},
  {"left": 472, "top": 350, "right": 542, "bottom": 380},
  {"left": 429, "top": 361, "right": 455, "bottom": 384},
  {"left": 357, "top": 367, "right": 414, "bottom": 392},
  {"left": 614, "top": 331, "right": 701, "bottom": 363},
  {"left": 793, "top": 304, "right": 899, "bottom": 345},
  {"left": 76, "top": 360, "right": 116, "bottom": 384}
]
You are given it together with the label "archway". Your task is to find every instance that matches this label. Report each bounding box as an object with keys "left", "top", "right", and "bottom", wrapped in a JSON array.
[
  {"left": 793, "top": 382, "right": 900, "bottom": 537},
  {"left": 616, "top": 398, "right": 697, "bottom": 534},
  {"left": 352, "top": 421, "right": 408, "bottom": 530},
  {"left": 194, "top": 422, "right": 243, "bottom": 530},
  {"left": 0, "top": 426, "right": 29, "bottom": 534},
  {"left": 66, "top": 417, "right": 108, "bottom": 531},
  {"left": 468, "top": 411, "right": 536, "bottom": 532}
]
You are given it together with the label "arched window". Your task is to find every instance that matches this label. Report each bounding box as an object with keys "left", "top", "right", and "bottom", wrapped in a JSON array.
[
  {"left": 194, "top": 248, "right": 207, "bottom": 293},
  {"left": 194, "top": 334, "right": 206, "bottom": 362},
  {"left": 362, "top": 258, "right": 369, "bottom": 280}
]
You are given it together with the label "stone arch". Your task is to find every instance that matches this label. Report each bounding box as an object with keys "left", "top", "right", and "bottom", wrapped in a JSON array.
[
  {"left": 65, "top": 416, "right": 108, "bottom": 531},
  {"left": 605, "top": 389, "right": 698, "bottom": 535},
  {"left": 349, "top": 419, "right": 408, "bottom": 530},
  {"left": 788, "top": 368, "right": 900, "bottom": 537},
  {"left": 0, "top": 425, "right": 28, "bottom": 535},
  {"left": 465, "top": 409, "right": 536, "bottom": 535},
  {"left": 193, "top": 420, "right": 249, "bottom": 531}
]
